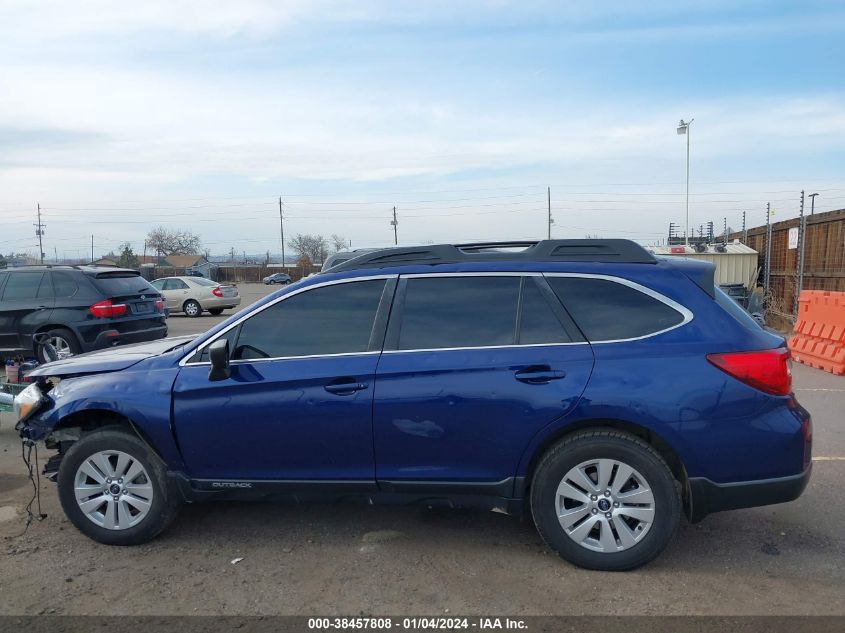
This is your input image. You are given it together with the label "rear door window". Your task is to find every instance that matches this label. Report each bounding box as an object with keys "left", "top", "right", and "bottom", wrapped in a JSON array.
[
  {"left": 547, "top": 276, "right": 685, "bottom": 341},
  {"left": 163, "top": 278, "right": 189, "bottom": 290},
  {"left": 1, "top": 272, "right": 43, "bottom": 300},
  {"left": 36, "top": 274, "right": 54, "bottom": 299},
  {"left": 518, "top": 277, "right": 573, "bottom": 344},
  {"left": 395, "top": 276, "right": 520, "bottom": 350},
  {"left": 51, "top": 272, "right": 79, "bottom": 298}
]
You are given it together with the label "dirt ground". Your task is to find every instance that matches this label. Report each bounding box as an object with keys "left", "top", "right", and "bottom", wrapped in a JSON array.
[{"left": 1, "top": 290, "right": 843, "bottom": 615}]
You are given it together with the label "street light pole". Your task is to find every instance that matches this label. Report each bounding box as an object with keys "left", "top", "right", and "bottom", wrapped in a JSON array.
[
  {"left": 808, "top": 192, "right": 819, "bottom": 216},
  {"left": 677, "top": 119, "right": 694, "bottom": 247}
]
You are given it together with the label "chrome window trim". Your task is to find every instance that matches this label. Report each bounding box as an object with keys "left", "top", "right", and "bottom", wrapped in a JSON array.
[
  {"left": 179, "top": 270, "right": 693, "bottom": 366},
  {"left": 178, "top": 274, "right": 397, "bottom": 367},
  {"left": 381, "top": 341, "right": 584, "bottom": 355},
  {"left": 542, "top": 272, "right": 694, "bottom": 343}
]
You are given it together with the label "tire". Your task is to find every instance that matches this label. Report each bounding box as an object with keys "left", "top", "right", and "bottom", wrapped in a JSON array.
[
  {"left": 208, "top": 308, "right": 224, "bottom": 316},
  {"left": 530, "top": 429, "right": 680, "bottom": 571},
  {"left": 183, "top": 299, "right": 202, "bottom": 318},
  {"left": 57, "top": 429, "right": 181, "bottom": 545},
  {"left": 36, "top": 327, "right": 80, "bottom": 363}
]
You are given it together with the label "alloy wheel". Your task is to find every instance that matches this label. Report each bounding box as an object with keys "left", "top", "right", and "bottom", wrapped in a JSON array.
[
  {"left": 555, "top": 458, "right": 655, "bottom": 553},
  {"left": 48, "top": 335, "right": 73, "bottom": 360},
  {"left": 74, "top": 450, "right": 155, "bottom": 530}
]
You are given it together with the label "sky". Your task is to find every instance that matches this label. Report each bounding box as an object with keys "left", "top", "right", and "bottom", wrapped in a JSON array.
[{"left": 1, "top": 0, "right": 844, "bottom": 260}]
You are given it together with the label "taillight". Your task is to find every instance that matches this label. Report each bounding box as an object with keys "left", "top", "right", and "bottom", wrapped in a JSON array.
[
  {"left": 706, "top": 347, "right": 792, "bottom": 396},
  {"left": 89, "top": 299, "right": 127, "bottom": 318},
  {"left": 154, "top": 298, "right": 165, "bottom": 313},
  {"left": 212, "top": 287, "right": 223, "bottom": 297}
]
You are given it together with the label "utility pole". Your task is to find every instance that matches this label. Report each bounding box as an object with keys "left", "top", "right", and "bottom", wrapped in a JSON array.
[
  {"left": 34, "top": 203, "right": 46, "bottom": 264},
  {"left": 547, "top": 187, "right": 552, "bottom": 239},
  {"left": 795, "top": 190, "right": 806, "bottom": 316},
  {"left": 764, "top": 203, "right": 772, "bottom": 301},
  {"left": 723, "top": 218, "right": 727, "bottom": 244},
  {"left": 741, "top": 211, "right": 747, "bottom": 244},
  {"left": 808, "top": 192, "right": 819, "bottom": 216},
  {"left": 278, "top": 197, "right": 286, "bottom": 265},
  {"left": 91, "top": 235, "right": 94, "bottom": 263},
  {"left": 390, "top": 206, "right": 398, "bottom": 245}
]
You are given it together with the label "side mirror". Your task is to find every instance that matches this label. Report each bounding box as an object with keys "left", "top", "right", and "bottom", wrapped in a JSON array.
[{"left": 208, "top": 339, "right": 231, "bottom": 382}]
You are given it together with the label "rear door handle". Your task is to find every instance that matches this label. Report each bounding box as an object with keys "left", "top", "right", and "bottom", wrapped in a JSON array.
[
  {"left": 324, "top": 381, "right": 369, "bottom": 395},
  {"left": 514, "top": 366, "right": 566, "bottom": 384}
]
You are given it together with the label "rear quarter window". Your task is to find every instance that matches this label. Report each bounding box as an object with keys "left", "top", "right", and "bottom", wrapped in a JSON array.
[
  {"left": 715, "top": 287, "right": 762, "bottom": 332},
  {"left": 547, "top": 276, "right": 686, "bottom": 341}
]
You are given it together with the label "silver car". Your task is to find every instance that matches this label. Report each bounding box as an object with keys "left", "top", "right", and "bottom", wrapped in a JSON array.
[{"left": 150, "top": 276, "right": 241, "bottom": 318}]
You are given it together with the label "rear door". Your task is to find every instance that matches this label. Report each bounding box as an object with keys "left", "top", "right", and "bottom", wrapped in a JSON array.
[
  {"left": 0, "top": 272, "right": 54, "bottom": 351},
  {"left": 372, "top": 273, "right": 594, "bottom": 488}
]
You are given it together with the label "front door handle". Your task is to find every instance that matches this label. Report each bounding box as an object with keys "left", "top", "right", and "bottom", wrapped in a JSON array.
[
  {"left": 514, "top": 366, "right": 566, "bottom": 384},
  {"left": 324, "top": 381, "right": 369, "bottom": 395}
]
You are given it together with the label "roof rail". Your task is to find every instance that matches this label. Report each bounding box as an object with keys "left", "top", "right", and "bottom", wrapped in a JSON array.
[{"left": 326, "top": 239, "right": 656, "bottom": 273}]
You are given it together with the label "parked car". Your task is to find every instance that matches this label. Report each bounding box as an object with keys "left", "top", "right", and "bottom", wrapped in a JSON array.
[
  {"left": 15, "top": 240, "right": 811, "bottom": 571},
  {"left": 262, "top": 273, "right": 292, "bottom": 285},
  {"left": 150, "top": 276, "right": 240, "bottom": 317},
  {"left": 0, "top": 265, "right": 166, "bottom": 363}
]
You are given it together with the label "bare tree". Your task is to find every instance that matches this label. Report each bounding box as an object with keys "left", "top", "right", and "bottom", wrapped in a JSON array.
[
  {"left": 145, "top": 226, "right": 202, "bottom": 256},
  {"left": 288, "top": 234, "right": 328, "bottom": 265},
  {"left": 330, "top": 234, "right": 347, "bottom": 253}
]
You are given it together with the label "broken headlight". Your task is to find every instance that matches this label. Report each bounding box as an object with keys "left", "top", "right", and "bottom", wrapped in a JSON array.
[{"left": 14, "top": 383, "right": 45, "bottom": 424}]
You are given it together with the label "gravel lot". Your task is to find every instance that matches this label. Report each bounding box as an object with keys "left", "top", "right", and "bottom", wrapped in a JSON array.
[{"left": 1, "top": 284, "right": 843, "bottom": 615}]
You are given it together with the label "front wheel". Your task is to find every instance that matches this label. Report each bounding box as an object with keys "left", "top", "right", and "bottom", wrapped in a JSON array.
[
  {"left": 530, "top": 430, "right": 680, "bottom": 571},
  {"left": 57, "top": 429, "right": 180, "bottom": 545}
]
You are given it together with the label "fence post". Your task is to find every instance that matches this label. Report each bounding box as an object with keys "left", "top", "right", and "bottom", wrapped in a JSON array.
[
  {"left": 794, "top": 190, "right": 806, "bottom": 317},
  {"left": 764, "top": 202, "right": 772, "bottom": 306}
]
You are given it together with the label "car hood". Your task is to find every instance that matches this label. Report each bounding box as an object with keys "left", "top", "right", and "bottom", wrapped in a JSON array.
[{"left": 27, "top": 335, "right": 195, "bottom": 378}]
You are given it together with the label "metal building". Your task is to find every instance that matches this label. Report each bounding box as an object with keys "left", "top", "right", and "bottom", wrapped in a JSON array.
[{"left": 648, "top": 242, "right": 759, "bottom": 288}]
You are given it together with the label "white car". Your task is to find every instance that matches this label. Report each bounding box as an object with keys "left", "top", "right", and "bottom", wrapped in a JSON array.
[{"left": 150, "top": 276, "right": 241, "bottom": 318}]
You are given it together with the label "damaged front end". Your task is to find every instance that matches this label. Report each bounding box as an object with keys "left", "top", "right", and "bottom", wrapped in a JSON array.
[{"left": 15, "top": 377, "right": 64, "bottom": 480}]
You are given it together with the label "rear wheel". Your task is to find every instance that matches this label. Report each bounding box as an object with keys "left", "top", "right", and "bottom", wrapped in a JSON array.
[
  {"left": 530, "top": 429, "right": 680, "bottom": 571},
  {"left": 183, "top": 299, "right": 202, "bottom": 318},
  {"left": 208, "top": 308, "right": 224, "bottom": 316},
  {"left": 36, "top": 327, "right": 80, "bottom": 363},
  {"left": 57, "top": 429, "right": 180, "bottom": 545}
]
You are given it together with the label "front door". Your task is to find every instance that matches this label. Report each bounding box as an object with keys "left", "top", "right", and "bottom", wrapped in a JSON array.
[
  {"left": 373, "top": 274, "right": 594, "bottom": 486},
  {"left": 172, "top": 277, "right": 394, "bottom": 482}
]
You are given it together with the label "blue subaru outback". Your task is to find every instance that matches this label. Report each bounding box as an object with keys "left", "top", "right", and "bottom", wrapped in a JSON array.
[{"left": 14, "top": 240, "right": 811, "bottom": 570}]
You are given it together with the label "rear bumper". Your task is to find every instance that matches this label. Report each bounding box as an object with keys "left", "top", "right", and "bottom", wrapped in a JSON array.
[
  {"left": 200, "top": 296, "right": 241, "bottom": 310},
  {"left": 90, "top": 324, "right": 168, "bottom": 350},
  {"left": 687, "top": 464, "right": 812, "bottom": 522}
]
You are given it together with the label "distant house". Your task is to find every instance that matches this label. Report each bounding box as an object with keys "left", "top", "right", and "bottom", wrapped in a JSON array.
[
  {"left": 162, "top": 254, "right": 204, "bottom": 269},
  {"left": 91, "top": 257, "right": 119, "bottom": 267}
]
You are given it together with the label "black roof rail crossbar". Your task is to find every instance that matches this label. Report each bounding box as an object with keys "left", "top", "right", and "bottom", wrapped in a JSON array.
[{"left": 327, "top": 239, "right": 656, "bottom": 273}]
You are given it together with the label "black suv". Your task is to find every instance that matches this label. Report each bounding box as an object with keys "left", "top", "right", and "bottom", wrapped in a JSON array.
[{"left": 0, "top": 266, "right": 167, "bottom": 362}]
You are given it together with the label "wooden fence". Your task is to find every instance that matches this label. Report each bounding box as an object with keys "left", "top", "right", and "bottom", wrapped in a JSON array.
[{"left": 729, "top": 207, "right": 845, "bottom": 318}]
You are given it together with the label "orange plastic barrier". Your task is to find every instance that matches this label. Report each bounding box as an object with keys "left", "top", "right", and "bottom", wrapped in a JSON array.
[{"left": 788, "top": 290, "right": 845, "bottom": 375}]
